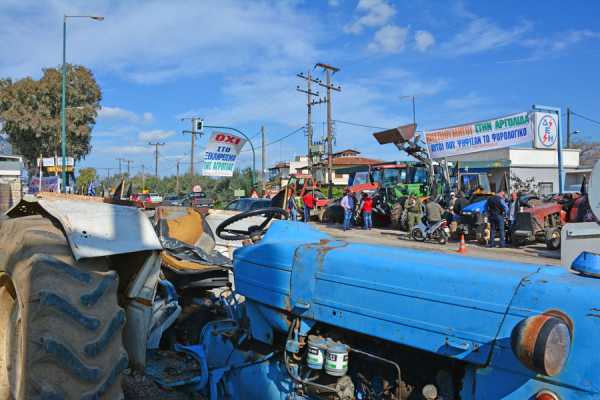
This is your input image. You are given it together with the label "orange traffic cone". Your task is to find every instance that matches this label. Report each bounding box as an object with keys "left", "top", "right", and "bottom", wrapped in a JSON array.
[{"left": 457, "top": 233, "right": 467, "bottom": 254}]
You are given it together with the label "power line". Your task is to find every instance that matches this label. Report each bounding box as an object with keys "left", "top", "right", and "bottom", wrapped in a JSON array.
[
  {"left": 333, "top": 119, "right": 387, "bottom": 130},
  {"left": 571, "top": 111, "right": 600, "bottom": 127},
  {"left": 240, "top": 126, "right": 305, "bottom": 152}
]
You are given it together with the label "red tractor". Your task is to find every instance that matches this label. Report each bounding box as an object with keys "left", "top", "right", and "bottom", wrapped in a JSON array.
[
  {"left": 270, "top": 174, "right": 331, "bottom": 221},
  {"left": 510, "top": 193, "right": 586, "bottom": 250}
]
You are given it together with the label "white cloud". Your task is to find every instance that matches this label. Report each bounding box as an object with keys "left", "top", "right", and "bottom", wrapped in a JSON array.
[
  {"left": 328, "top": 0, "right": 340, "bottom": 6},
  {"left": 138, "top": 129, "right": 176, "bottom": 141},
  {"left": 344, "top": 0, "right": 396, "bottom": 34},
  {"left": 415, "top": 30, "right": 435, "bottom": 52},
  {"left": 367, "top": 25, "right": 408, "bottom": 54},
  {"left": 100, "top": 145, "right": 153, "bottom": 155},
  {"left": 0, "top": 1, "right": 319, "bottom": 83},
  {"left": 444, "top": 92, "right": 485, "bottom": 109},
  {"left": 98, "top": 106, "right": 154, "bottom": 123},
  {"left": 525, "top": 29, "right": 600, "bottom": 53},
  {"left": 441, "top": 18, "right": 531, "bottom": 56}
]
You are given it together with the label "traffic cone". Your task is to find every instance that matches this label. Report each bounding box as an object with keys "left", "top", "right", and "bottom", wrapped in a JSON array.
[{"left": 457, "top": 233, "right": 467, "bottom": 254}]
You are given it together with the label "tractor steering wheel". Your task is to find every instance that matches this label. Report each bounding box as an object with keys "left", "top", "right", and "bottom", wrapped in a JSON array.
[{"left": 216, "top": 207, "right": 289, "bottom": 241}]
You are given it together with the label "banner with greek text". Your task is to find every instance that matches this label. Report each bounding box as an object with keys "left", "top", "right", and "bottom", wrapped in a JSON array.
[
  {"left": 424, "top": 112, "right": 532, "bottom": 159},
  {"left": 202, "top": 132, "right": 247, "bottom": 177}
]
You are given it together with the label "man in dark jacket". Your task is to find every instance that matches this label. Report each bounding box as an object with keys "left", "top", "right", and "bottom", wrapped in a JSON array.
[
  {"left": 486, "top": 191, "right": 509, "bottom": 247},
  {"left": 453, "top": 191, "right": 469, "bottom": 215}
]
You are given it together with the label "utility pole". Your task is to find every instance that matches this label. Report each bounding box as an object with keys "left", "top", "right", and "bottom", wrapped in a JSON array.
[
  {"left": 116, "top": 158, "right": 124, "bottom": 176},
  {"left": 141, "top": 164, "right": 145, "bottom": 191},
  {"left": 261, "top": 126, "right": 266, "bottom": 194},
  {"left": 176, "top": 158, "right": 182, "bottom": 194},
  {"left": 297, "top": 71, "right": 325, "bottom": 175},
  {"left": 566, "top": 107, "right": 571, "bottom": 149},
  {"left": 316, "top": 63, "right": 342, "bottom": 199},
  {"left": 120, "top": 159, "right": 133, "bottom": 176},
  {"left": 182, "top": 117, "right": 203, "bottom": 185},
  {"left": 148, "top": 142, "right": 165, "bottom": 178}
]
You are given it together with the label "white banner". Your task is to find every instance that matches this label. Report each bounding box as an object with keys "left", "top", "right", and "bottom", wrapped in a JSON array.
[
  {"left": 202, "top": 132, "right": 247, "bottom": 177},
  {"left": 39, "top": 157, "right": 74, "bottom": 167},
  {"left": 425, "top": 112, "right": 533, "bottom": 159}
]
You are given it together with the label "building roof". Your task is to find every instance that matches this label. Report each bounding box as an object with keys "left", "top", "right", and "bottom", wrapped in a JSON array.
[
  {"left": 269, "top": 161, "right": 289, "bottom": 170},
  {"left": 333, "top": 149, "right": 360, "bottom": 157},
  {"left": 315, "top": 156, "right": 384, "bottom": 167}
]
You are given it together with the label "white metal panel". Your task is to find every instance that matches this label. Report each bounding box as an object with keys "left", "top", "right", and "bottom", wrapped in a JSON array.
[
  {"left": 590, "top": 161, "right": 600, "bottom": 220},
  {"left": 37, "top": 198, "right": 162, "bottom": 260}
]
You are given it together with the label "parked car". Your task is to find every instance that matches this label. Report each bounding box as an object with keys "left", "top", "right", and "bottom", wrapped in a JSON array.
[
  {"left": 163, "top": 194, "right": 183, "bottom": 206},
  {"left": 182, "top": 192, "right": 213, "bottom": 208},
  {"left": 130, "top": 192, "right": 163, "bottom": 208},
  {"left": 224, "top": 198, "right": 271, "bottom": 211}
]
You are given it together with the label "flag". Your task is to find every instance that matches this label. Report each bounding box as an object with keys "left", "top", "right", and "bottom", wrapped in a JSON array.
[{"left": 87, "top": 181, "right": 96, "bottom": 196}]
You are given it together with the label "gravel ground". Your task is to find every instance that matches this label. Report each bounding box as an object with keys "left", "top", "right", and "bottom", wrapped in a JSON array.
[
  {"left": 123, "top": 369, "right": 203, "bottom": 400},
  {"left": 313, "top": 222, "right": 562, "bottom": 266}
]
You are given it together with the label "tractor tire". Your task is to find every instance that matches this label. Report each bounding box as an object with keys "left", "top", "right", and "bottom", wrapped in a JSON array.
[
  {"left": 390, "top": 203, "right": 403, "bottom": 230},
  {"left": 0, "top": 215, "right": 127, "bottom": 400},
  {"left": 545, "top": 227, "right": 561, "bottom": 250}
]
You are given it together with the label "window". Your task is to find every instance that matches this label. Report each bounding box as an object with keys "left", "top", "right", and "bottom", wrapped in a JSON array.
[{"left": 538, "top": 182, "right": 554, "bottom": 196}]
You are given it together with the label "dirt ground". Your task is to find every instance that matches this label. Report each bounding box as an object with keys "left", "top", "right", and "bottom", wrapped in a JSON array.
[{"left": 313, "top": 222, "right": 562, "bottom": 266}]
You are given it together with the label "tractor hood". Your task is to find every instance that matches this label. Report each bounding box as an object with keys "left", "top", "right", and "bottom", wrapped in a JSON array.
[
  {"left": 234, "top": 221, "right": 560, "bottom": 366},
  {"left": 462, "top": 199, "right": 488, "bottom": 214}
]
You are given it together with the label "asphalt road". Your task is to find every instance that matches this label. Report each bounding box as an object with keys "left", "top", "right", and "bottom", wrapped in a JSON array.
[{"left": 314, "top": 222, "right": 562, "bottom": 266}]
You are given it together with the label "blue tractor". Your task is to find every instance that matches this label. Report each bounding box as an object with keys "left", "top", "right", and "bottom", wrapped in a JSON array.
[
  {"left": 2, "top": 188, "right": 600, "bottom": 399},
  {"left": 154, "top": 207, "right": 599, "bottom": 400}
]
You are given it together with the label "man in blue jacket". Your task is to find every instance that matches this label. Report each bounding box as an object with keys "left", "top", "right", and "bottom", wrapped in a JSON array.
[{"left": 486, "top": 191, "right": 509, "bottom": 248}]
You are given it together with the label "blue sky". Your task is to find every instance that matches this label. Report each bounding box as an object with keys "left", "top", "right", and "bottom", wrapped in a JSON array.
[{"left": 1, "top": 0, "right": 599, "bottom": 177}]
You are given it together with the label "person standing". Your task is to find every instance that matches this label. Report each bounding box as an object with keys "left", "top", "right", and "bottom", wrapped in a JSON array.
[
  {"left": 508, "top": 192, "right": 518, "bottom": 234},
  {"left": 361, "top": 192, "right": 373, "bottom": 230},
  {"left": 341, "top": 190, "right": 354, "bottom": 231},
  {"left": 302, "top": 190, "right": 315, "bottom": 223},
  {"left": 425, "top": 197, "right": 443, "bottom": 226},
  {"left": 287, "top": 186, "right": 298, "bottom": 221},
  {"left": 486, "top": 191, "right": 509, "bottom": 248},
  {"left": 250, "top": 187, "right": 259, "bottom": 198},
  {"left": 405, "top": 195, "right": 422, "bottom": 232}
]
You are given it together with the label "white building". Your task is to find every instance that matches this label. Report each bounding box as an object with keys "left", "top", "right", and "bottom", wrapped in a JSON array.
[{"left": 446, "top": 147, "right": 587, "bottom": 194}]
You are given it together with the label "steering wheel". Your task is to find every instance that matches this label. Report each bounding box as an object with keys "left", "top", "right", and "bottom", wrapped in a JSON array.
[{"left": 216, "top": 207, "right": 289, "bottom": 241}]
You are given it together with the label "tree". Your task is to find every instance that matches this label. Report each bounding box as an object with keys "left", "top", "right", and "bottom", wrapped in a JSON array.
[
  {"left": 0, "top": 65, "right": 101, "bottom": 167},
  {"left": 77, "top": 167, "right": 97, "bottom": 194}
]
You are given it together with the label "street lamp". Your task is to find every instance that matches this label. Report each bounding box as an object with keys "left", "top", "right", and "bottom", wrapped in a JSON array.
[{"left": 60, "top": 15, "right": 103, "bottom": 192}]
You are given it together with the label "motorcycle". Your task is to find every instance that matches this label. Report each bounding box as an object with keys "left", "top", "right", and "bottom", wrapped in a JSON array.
[{"left": 411, "top": 219, "right": 450, "bottom": 244}]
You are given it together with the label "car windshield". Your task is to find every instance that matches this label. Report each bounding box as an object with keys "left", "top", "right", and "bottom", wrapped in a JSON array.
[{"left": 250, "top": 200, "right": 271, "bottom": 210}]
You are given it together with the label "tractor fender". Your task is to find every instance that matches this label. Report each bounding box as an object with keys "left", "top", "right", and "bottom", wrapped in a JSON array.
[{"left": 7, "top": 195, "right": 163, "bottom": 260}]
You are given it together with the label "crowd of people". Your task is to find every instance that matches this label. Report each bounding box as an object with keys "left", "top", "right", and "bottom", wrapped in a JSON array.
[{"left": 284, "top": 183, "right": 595, "bottom": 248}]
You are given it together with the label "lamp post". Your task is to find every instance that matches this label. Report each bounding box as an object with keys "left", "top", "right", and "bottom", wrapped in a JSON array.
[
  {"left": 203, "top": 125, "right": 257, "bottom": 186},
  {"left": 60, "top": 15, "right": 103, "bottom": 192}
]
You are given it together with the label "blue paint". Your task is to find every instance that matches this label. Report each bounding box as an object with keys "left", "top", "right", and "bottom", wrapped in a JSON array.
[
  {"left": 41, "top": 337, "right": 100, "bottom": 382},
  {"left": 81, "top": 355, "right": 129, "bottom": 400},
  {"left": 231, "top": 221, "right": 600, "bottom": 399},
  {"left": 39, "top": 255, "right": 92, "bottom": 284},
  {"left": 39, "top": 291, "right": 100, "bottom": 331},
  {"left": 80, "top": 272, "right": 117, "bottom": 306},
  {"left": 571, "top": 252, "right": 600, "bottom": 278},
  {"left": 84, "top": 310, "right": 125, "bottom": 357}
]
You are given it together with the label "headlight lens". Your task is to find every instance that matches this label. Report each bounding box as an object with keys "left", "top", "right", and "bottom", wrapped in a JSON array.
[{"left": 511, "top": 312, "right": 572, "bottom": 376}]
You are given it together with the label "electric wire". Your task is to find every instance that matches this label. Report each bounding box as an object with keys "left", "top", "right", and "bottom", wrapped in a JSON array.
[{"left": 571, "top": 111, "right": 600, "bottom": 127}]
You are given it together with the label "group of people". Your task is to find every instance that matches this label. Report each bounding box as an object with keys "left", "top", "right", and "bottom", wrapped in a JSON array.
[
  {"left": 340, "top": 190, "right": 373, "bottom": 231},
  {"left": 287, "top": 186, "right": 316, "bottom": 223}
]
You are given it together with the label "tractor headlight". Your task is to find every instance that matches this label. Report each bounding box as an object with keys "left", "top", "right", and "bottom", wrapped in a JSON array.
[{"left": 511, "top": 312, "right": 572, "bottom": 376}]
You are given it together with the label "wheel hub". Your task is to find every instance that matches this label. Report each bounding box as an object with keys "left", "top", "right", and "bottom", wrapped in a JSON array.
[{"left": 0, "top": 273, "right": 22, "bottom": 399}]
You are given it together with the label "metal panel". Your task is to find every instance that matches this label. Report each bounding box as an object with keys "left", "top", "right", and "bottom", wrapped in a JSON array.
[{"left": 14, "top": 197, "right": 162, "bottom": 260}]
